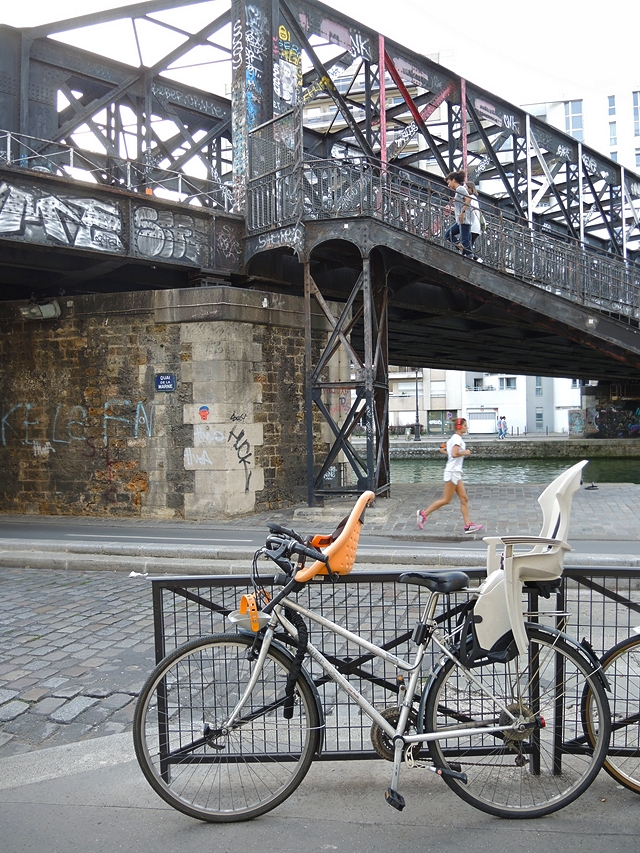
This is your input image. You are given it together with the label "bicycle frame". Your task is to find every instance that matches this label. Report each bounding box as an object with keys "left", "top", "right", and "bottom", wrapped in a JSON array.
[{"left": 225, "top": 588, "right": 522, "bottom": 751}]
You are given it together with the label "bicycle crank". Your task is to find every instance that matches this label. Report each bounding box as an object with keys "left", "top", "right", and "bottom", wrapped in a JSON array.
[{"left": 370, "top": 707, "right": 419, "bottom": 762}]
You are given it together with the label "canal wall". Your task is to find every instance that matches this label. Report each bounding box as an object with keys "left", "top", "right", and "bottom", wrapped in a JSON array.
[{"left": 387, "top": 438, "right": 640, "bottom": 460}]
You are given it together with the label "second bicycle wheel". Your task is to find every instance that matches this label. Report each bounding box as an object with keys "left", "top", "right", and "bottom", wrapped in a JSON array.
[
  {"left": 424, "top": 624, "right": 611, "bottom": 818},
  {"left": 133, "top": 633, "right": 321, "bottom": 822},
  {"left": 594, "top": 633, "right": 640, "bottom": 793}
]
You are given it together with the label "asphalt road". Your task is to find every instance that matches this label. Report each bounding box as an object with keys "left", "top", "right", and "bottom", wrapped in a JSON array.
[{"left": 0, "top": 515, "right": 636, "bottom": 556}]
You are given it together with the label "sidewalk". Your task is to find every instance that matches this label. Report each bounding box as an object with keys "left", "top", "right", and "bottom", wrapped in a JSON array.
[{"left": 2, "top": 735, "right": 640, "bottom": 853}]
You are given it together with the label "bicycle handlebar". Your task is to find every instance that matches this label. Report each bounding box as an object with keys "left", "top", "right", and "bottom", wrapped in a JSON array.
[
  {"left": 266, "top": 522, "right": 303, "bottom": 543},
  {"left": 262, "top": 531, "right": 328, "bottom": 574}
]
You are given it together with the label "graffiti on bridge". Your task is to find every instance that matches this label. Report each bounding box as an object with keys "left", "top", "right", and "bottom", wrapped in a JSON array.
[
  {"left": 0, "top": 181, "right": 210, "bottom": 265},
  {"left": 0, "top": 181, "right": 124, "bottom": 253},
  {"left": 133, "top": 206, "right": 207, "bottom": 265}
]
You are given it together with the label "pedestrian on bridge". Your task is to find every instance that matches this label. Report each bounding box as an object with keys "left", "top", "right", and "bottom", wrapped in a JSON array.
[
  {"left": 466, "top": 180, "right": 483, "bottom": 261},
  {"left": 444, "top": 172, "right": 473, "bottom": 258},
  {"left": 416, "top": 417, "right": 484, "bottom": 534}
]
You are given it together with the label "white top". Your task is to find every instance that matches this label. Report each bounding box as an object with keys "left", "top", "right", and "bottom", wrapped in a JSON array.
[
  {"left": 469, "top": 196, "right": 481, "bottom": 234},
  {"left": 444, "top": 433, "right": 465, "bottom": 476}
]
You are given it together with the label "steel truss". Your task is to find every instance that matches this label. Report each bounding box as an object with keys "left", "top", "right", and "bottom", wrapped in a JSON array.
[
  {"left": 4, "top": 0, "right": 640, "bottom": 505},
  {"left": 4, "top": 0, "right": 638, "bottom": 246},
  {"left": 303, "top": 255, "right": 389, "bottom": 503},
  {"left": 2, "top": 0, "right": 234, "bottom": 206}
]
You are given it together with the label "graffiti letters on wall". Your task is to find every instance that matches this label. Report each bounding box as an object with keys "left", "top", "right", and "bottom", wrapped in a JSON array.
[
  {"left": 245, "top": 4, "right": 269, "bottom": 130},
  {"left": 214, "top": 219, "right": 243, "bottom": 270},
  {"left": 0, "top": 181, "right": 125, "bottom": 253},
  {"left": 0, "top": 399, "right": 154, "bottom": 450},
  {"left": 184, "top": 408, "right": 255, "bottom": 493},
  {"left": 0, "top": 181, "right": 212, "bottom": 266}
]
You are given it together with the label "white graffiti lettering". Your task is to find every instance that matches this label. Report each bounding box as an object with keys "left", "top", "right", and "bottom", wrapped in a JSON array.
[
  {"left": 184, "top": 447, "right": 213, "bottom": 467},
  {"left": 257, "top": 226, "right": 303, "bottom": 251},
  {"left": 134, "top": 206, "right": 206, "bottom": 265},
  {"left": 0, "top": 182, "right": 124, "bottom": 253},
  {"left": 502, "top": 113, "right": 520, "bottom": 134},
  {"left": 33, "top": 440, "right": 55, "bottom": 458},
  {"left": 194, "top": 425, "right": 225, "bottom": 444}
]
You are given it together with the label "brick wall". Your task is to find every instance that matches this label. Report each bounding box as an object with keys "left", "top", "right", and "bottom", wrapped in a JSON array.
[{"left": 0, "top": 287, "right": 329, "bottom": 518}]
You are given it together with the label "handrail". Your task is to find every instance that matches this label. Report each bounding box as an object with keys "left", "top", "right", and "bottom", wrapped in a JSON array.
[
  {"left": 247, "top": 156, "right": 640, "bottom": 324},
  {"left": 0, "top": 129, "right": 233, "bottom": 211}
]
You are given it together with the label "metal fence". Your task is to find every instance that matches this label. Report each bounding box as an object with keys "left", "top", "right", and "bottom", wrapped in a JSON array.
[
  {"left": 0, "top": 129, "right": 233, "bottom": 211},
  {"left": 149, "top": 567, "right": 640, "bottom": 760},
  {"left": 247, "top": 155, "right": 640, "bottom": 324}
]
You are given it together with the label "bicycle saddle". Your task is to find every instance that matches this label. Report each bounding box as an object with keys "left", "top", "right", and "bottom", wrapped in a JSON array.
[{"left": 398, "top": 571, "right": 470, "bottom": 593}]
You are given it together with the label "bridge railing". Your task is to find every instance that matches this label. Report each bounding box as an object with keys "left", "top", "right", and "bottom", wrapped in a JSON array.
[
  {"left": 247, "top": 156, "right": 640, "bottom": 323},
  {"left": 0, "top": 129, "right": 233, "bottom": 211}
]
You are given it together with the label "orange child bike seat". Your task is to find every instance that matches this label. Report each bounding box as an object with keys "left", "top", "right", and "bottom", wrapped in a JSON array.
[{"left": 294, "top": 490, "right": 375, "bottom": 583}]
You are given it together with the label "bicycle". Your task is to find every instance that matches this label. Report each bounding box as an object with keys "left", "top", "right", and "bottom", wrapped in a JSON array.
[
  {"left": 133, "top": 488, "right": 611, "bottom": 823},
  {"left": 583, "top": 630, "right": 640, "bottom": 793}
]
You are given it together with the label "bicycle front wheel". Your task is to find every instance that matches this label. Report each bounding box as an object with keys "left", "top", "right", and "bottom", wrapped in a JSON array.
[
  {"left": 594, "top": 633, "right": 640, "bottom": 793},
  {"left": 424, "top": 625, "right": 611, "bottom": 818},
  {"left": 133, "top": 633, "right": 321, "bottom": 822}
]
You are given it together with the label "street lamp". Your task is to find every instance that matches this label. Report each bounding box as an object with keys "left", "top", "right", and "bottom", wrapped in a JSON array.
[{"left": 414, "top": 368, "right": 422, "bottom": 441}]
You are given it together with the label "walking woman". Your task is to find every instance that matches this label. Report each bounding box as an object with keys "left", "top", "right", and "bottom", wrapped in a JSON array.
[{"left": 416, "top": 417, "right": 484, "bottom": 534}]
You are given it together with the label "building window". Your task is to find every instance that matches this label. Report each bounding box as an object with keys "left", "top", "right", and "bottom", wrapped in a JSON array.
[
  {"left": 430, "top": 381, "right": 446, "bottom": 396},
  {"left": 397, "top": 382, "right": 420, "bottom": 397},
  {"left": 535, "top": 407, "right": 544, "bottom": 431},
  {"left": 564, "top": 100, "right": 583, "bottom": 141},
  {"left": 473, "top": 377, "right": 484, "bottom": 390},
  {"left": 609, "top": 121, "right": 617, "bottom": 147},
  {"left": 499, "top": 377, "right": 517, "bottom": 390},
  {"left": 636, "top": 149, "right": 640, "bottom": 168},
  {"left": 611, "top": 151, "right": 618, "bottom": 162},
  {"left": 608, "top": 95, "right": 616, "bottom": 115},
  {"left": 634, "top": 92, "right": 640, "bottom": 137},
  {"left": 535, "top": 376, "right": 543, "bottom": 397},
  {"left": 571, "top": 379, "right": 584, "bottom": 388}
]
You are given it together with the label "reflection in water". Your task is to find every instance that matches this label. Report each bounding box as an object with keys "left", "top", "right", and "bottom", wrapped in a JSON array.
[{"left": 390, "top": 458, "right": 640, "bottom": 485}]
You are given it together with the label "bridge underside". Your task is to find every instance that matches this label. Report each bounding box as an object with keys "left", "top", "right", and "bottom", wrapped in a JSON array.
[{"left": 247, "top": 224, "right": 640, "bottom": 383}]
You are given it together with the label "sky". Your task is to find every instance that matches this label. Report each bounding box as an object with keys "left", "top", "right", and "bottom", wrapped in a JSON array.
[{"left": 1, "top": 0, "right": 639, "bottom": 108}]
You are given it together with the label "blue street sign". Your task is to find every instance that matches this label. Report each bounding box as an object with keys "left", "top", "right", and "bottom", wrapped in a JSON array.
[{"left": 155, "top": 373, "right": 176, "bottom": 392}]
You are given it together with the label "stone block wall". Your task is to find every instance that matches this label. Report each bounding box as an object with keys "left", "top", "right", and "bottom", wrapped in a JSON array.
[{"left": 0, "top": 286, "right": 327, "bottom": 518}]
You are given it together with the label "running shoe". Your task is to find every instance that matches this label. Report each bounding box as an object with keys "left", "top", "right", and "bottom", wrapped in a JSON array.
[
  {"left": 416, "top": 510, "right": 428, "bottom": 530},
  {"left": 464, "top": 522, "right": 484, "bottom": 534}
]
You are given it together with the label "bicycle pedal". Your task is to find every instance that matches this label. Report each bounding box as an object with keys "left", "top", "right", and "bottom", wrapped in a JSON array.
[{"left": 385, "top": 788, "right": 406, "bottom": 811}]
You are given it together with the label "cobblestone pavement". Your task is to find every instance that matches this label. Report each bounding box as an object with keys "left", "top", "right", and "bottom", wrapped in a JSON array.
[{"left": 0, "top": 567, "right": 154, "bottom": 760}]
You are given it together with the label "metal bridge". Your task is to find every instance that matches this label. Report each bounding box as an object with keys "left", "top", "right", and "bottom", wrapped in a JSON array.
[{"left": 1, "top": 0, "right": 640, "bottom": 503}]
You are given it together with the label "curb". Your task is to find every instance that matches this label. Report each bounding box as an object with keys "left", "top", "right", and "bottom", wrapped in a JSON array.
[{"left": 1, "top": 539, "right": 638, "bottom": 573}]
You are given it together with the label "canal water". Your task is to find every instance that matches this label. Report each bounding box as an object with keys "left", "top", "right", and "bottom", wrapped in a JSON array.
[{"left": 390, "top": 457, "right": 640, "bottom": 485}]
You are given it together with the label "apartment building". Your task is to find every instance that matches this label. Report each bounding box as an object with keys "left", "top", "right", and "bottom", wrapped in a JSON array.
[{"left": 388, "top": 368, "right": 583, "bottom": 435}]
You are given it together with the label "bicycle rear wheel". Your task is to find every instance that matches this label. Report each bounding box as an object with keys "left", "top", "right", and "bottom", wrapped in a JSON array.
[
  {"left": 424, "top": 624, "right": 610, "bottom": 818},
  {"left": 133, "top": 633, "right": 321, "bottom": 822},
  {"left": 593, "top": 634, "right": 640, "bottom": 793}
]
